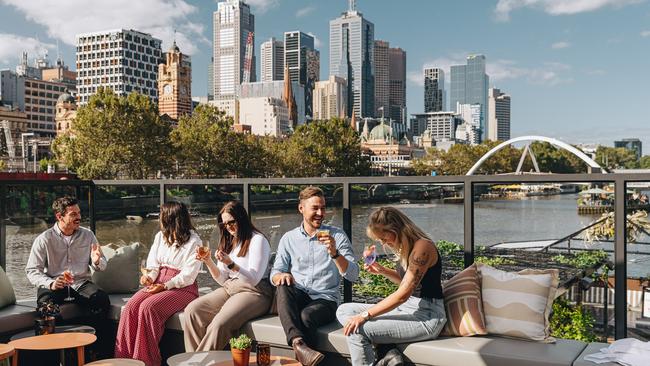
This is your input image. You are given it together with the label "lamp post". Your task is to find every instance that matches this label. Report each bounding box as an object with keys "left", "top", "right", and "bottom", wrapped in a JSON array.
[{"left": 21, "top": 132, "right": 35, "bottom": 172}]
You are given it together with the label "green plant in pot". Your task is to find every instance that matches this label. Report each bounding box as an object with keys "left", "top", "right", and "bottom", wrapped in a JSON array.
[{"left": 229, "top": 334, "right": 253, "bottom": 366}]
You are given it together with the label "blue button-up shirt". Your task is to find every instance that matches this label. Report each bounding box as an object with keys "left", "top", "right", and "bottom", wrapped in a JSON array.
[{"left": 270, "top": 224, "right": 359, "bottom": 304}]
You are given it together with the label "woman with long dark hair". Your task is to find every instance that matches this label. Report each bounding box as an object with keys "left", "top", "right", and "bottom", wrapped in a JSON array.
[
  {"left": 183, "top": 200, "right": 273, "bottom": 352},
  {"left": 115, "top": 201, "right": 202, "bottom": 366}
]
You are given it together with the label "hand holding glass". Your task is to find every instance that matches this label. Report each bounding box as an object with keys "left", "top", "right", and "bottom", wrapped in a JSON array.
[
  {"left": 140, "top": 260, "right": 153, "bottom": 287},
  {"left": 197, "top": 241, "right": 209, "bottom": 273},
  {"left": 363, "top": 244, "right": 377, "bottom": 266},
  {"left": 316, "top": 229, "right": 330, "bottom": 243}
]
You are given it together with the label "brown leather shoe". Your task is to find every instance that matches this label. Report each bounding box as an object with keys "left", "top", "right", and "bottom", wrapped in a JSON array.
[{"left": 292, "top": 338, "right": 324, "bottom": 366}]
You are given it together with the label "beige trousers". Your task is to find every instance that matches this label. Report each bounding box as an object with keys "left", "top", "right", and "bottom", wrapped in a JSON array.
[{"left": 183, "top": 277, "right": 273, "bottom": 352}]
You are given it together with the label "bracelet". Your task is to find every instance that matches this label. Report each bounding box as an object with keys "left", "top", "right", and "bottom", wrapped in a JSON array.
[
  {"left": 330, "top": 249, "right": 340, "bottom": 259},
  {"left": 227, "top": 262, "right": 236, "bottom": 270}
]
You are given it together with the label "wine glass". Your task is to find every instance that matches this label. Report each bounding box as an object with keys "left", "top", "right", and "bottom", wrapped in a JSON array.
[
  {"left": 197, "top": 241, "right": 210, "bottom": 274},
  {"left": 63, "top": 269, "right": 74, "bottom": 301}
]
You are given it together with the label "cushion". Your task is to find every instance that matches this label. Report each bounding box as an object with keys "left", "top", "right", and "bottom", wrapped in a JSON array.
[
  {"left": 440, "top": 263, "right": 487, "bottom": 336},
  {"left": 0, "top": 266, "right": 16, "bottom": 309},
  {"left": 478, "top": 264, "right": 559, "bottom": 342},
  {"left": 92, "top": 242, "right": 141, "bottom": 294}
]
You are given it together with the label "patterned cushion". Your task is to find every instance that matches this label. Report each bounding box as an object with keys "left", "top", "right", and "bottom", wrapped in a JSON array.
[
  {"left": 440, "top": 263, "right": 487, "bottom": 336},
  {"left": 478, "top": 263, "right": 559, "bottom": 342}
]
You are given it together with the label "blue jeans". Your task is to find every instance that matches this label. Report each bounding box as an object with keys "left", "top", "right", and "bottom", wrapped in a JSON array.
[{"left": 336, "top": 297, "right": 446, "bottom": 366}]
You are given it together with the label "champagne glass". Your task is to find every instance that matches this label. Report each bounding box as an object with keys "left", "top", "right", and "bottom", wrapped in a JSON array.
[
  {"left": 63, "top": 269, "right": 74, "bottom": 301},
  {"left": 197, "top": 241, "right": 210, "bottom": 273}
]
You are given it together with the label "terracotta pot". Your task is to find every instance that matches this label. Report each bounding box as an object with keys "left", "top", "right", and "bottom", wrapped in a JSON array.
[{"left": 231, "top": 347, "right": 251, "bottom": 366}]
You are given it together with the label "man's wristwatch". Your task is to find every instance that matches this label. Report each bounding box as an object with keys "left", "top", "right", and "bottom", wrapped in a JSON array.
[
  {"left": 330, "top": 249, "right": 340, "bottom": 259},
  {"left": 361, "top": 310, "right": 371, "bottom": 320}
]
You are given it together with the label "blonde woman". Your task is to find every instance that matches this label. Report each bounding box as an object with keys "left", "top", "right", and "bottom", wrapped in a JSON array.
[{"left": 336, "top": 207, "right": 446, "bottom": 366}]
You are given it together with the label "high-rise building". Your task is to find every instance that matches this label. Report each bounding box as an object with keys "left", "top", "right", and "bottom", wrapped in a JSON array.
[
  {"left": 213, "top": 0, "right": 255, "bottom": 104},
  {"left": 207, "top": 57, "right": 214, "bottom": 101},
  {"left": 374, "top": 40, "right": 389, "bottom": 119},
  {"left": 0, "top": 70, "right": 25, "bottom": 111},
  {"left": 76, "top": 29, "right": 162, "bottom": 105},
  {"left": 457, "top": 103, "right": 481, "bottom": 145},
  {"left": 24, "top": 78, "right": 68, "bottom": 137},
  {"left": 388, "top": 46, "right": 406, "bottom": 124},
  {"left": 424, "top": 68, "right": 445, "bottom": 112},
  {"left": 284, "top": 31, "right": 319, "bottom": 119},
  {"left": 260, "top": 37, "right": 284, "bottom": 82},
  {"left": 42, "top": 58, "right": 77, "bottom": 94},
  {"left": 158, "top": 41, "right": 192, "bottom": 120},
  {"left": 450, "top": 55, "right": 489, "bottom": 141},
  {"left": 239, "top": 97, "right": 290, "bottom": 137},
  {"left": 313, "top": 75, "right": 348, "bottom": 121},
  {"left": 488, "top": 88, "right": 511, "bottom": 141},
  {"left": 614, "top": 138, "right": 643, "bottom": 160},
  {"left": 238, "top": 81, "right": 305, "bottom": 124},
  {"left": 330, "top": 0, "right": 374, "bottom": 118},
  {"left": 411, "top": 111, "right": 461, "bottom": 142}
]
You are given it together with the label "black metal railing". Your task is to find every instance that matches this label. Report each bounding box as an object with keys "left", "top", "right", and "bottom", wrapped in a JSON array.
[{"left": 3, "top": 173, "right": 650, "bottom": 340}]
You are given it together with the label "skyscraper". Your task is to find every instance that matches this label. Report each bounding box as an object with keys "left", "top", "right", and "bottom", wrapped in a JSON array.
[
  {"left": 330, "top": 0, "right": 375, "bottom": 118},
  {"left": 76, "top": 29, "right": 162, "bottom": 105},
  {"left": 374, "top": 40, "right": 389, "bottom": 119},
  {"left": 450, "top": 55, "right": 489, "bottom": 141},
  {"left": 213, "top": 0, "right": 255, "bottom": 101},
  {"left": 260, "top": 37, "right": 284, "bottom": 82},
  {"left": 424, "top": 68, "right": 445, "bottom": 112},
  {"left": 284, "top": 31, "right": 319, "bottom": 119},
  {"left": 313, "top": 75, "right": 348, "bottom": 121},
  {"left": 488, "top": 88, "right": 511, "bottom": 141},
  {"left": 158, "top": 41, "right": 192, "bottom": 119},
  {"left": 388, "top": 46, "right": 406, "bottom": 124}
]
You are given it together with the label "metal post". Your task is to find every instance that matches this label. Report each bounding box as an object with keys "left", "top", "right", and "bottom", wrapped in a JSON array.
[
  {"left": 243, "top": 183, "right": 250, "bottom": 215},
  {"left": 342, "top": 182, "right": 352, "bottom": 303},
  {"left": 0, "top": 184, "right": 6, "bottom": 270},
  {"left": 614, "top": 178, "right": 627, "bottom": 339},
  {"left": 603, "top": 278, "right": 609, "bottom": 339},
  {"left": 89, "top": 183, "right": 96, "bottom": 234},
  {"left": 463, "top": 180, "right": 474, "bottom": 268},
  {"left": 160, "top": 183, "right": 166, "bottom": 207}
]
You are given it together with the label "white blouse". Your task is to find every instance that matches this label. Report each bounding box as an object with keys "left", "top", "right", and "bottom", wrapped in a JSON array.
[
  {"left": 145, "top": 230, "right": 202, "bottom": 289},
  {"left": 215, "top": 232, "right": 270, "bottom": 287}
]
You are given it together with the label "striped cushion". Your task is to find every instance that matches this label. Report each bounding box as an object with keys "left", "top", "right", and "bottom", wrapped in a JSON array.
[
  {"left": 478, "top": 264, "right": 559, "bottom": 342},
  {"left": 440, "top": 263, "right": 487, "bottom": 336}
]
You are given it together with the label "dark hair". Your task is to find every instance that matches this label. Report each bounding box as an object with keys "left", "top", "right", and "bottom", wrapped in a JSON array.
[
  {"left": 160, "top": 201, "right": 195, "bottom": 248},
  {"left": 218, "top": 201, "right": 263, "bottom": 257},
  {"left": 52, "top": 196, "right": 79, "bottom": 217},
  {"left": 299, "top": 186, "right": 324, "bottom": 202}
]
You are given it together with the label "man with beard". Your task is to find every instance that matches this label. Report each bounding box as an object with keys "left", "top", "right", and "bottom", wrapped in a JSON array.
[
  {"left": 26, "top": 196, "right": 111, "bottom": 357},
  {"left": 271, "top": 186, "right": 359, "bottom": 366}
]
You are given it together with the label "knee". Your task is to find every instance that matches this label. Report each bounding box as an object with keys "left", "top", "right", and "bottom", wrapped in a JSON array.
[
  {"left": 275, "top": 285, "right": 291, "bottom": 300},
  {"left": 336, "top": 305, "right": 351, "bottom": 324}
]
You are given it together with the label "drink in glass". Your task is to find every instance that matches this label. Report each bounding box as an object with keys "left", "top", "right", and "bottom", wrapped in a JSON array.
[
  {"left": 256, "top": 343, "right": 271, "bottom": 366},
  {"left": 316, "top": 229, "right": 330, "bottom": 242},
  {"left": 197, "top": 241, "right": 209, "bottom": 273},
  {"left": 363, "top": 245, "right": 377, "bottom": 266},
  {"left": 63, "top": 269, "right": 74, "bottom": 301}
]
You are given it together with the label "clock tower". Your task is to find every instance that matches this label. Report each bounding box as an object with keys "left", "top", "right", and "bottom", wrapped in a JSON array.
[{"left": 158, "top": 41, "right": 192, "bottom": 120}]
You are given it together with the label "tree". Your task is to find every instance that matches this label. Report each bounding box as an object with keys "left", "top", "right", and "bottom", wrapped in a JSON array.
[
  {"left": 53, "top": 88, "right": 172, "bottom": 179},
  {"left": 595, "top": 146, "right": 639, "bottom": 171},
  {"left": 412, "top": 141, "right": 520, "bottom": 175},
  {"left": 0, "top": 160, "right": 6, "bottom": 171},
  {"left": 282, "top": 118, "right": 370, "bottom": 177},
  {"left": 529, "top": 142, "right": 585, "bottom": 173},
  {"left": 640, "top": 155, "right": 650, "bottom": 169}
]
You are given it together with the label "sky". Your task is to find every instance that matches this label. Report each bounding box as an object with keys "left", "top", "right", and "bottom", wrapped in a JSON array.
[{"left": 1, "top": 0, "right": 649, "bottom": 149}]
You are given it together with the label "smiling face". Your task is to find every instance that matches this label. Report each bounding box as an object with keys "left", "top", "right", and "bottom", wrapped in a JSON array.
[
  {"left": 56, "top": 204, "right": 81, "bottom": 235},
  {"left": 220, "top": 212, "right": 238, "bottom": 238},
  {"left": 299, "top": 195, "right": 326, "bottom": 233}
]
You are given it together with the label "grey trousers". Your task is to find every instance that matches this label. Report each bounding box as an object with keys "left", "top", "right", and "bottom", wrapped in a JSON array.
[{"left": 183, "top": 277, "right": 273, "bottom": 352}]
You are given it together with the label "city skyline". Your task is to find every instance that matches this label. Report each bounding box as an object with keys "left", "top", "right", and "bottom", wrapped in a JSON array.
[{"left": 0, "top": 0, "right": 649, "bottom": 147}]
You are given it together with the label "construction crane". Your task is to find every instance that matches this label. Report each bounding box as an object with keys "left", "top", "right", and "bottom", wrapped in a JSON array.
[
  {"left": 0, "top": 120, "right": 16, "bottom": 161},
  {"left": 242, "top": 31, "right": 254, "bottom": 84}
]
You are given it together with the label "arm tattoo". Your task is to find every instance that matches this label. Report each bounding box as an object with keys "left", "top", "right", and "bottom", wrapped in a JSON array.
[{"left": 409, "top": 251, "right": 430, "bottom": 267}]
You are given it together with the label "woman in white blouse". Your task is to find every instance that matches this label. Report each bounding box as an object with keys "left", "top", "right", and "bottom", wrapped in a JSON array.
[
  {"left": 183, "top": 200, "right": 273, "bottom": 352},
  {"left": 115, "top": 201, "right": 201, "bottom": 366}
]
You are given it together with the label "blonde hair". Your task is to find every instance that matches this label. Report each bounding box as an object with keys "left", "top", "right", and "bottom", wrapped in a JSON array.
[
  {"left": 299, "top": 186, "right": 324, "bottom": 202},
  {"left": 366, "top": 207, "right": 431, "bottom": 268}
]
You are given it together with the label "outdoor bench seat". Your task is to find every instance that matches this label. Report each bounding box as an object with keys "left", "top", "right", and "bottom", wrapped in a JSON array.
[{"left": 572, "top": 342, "right": 617, "bottom": 366}]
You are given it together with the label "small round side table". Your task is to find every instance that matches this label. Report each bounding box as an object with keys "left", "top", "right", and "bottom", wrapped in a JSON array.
[
  {"left": 86, "top": 359, "right": 145, "bottom": 366},
  {"left": 0, "top": 344, "right": 16, "bottom": 366}
]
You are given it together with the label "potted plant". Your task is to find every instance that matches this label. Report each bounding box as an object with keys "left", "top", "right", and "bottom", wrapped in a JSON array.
[
  {"left": 229, "top": 334, "right": 253, "bottom": 366},
  {"left": 35, "top": 301, "right": 60, "bottom": 335}
]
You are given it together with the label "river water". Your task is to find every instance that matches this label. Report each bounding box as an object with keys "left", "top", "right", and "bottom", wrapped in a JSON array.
[{"left": 6, "top": 193, "right": 650, "bottom": 300}]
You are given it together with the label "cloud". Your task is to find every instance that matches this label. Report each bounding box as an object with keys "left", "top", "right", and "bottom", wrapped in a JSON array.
[
  {"left": 495, "top": 0, "right": 643, "bottom": 21},
  {"left": 641, "top": 30, "right": 650, "bottom": 37},
  {"left": 0, "top": 0, "right": 208, "bottom": 55},
  {"left": 0, "top": 33, "right": 54, "bottom": 65},
  {"left": 551, "top": 41, "right": 571, "bottom": 49},
  {"left": 246, "top": 0, "right": 280, "bottom": 13},
  {"left": 407, "top": 54, "right": 571, "bottom": 87},
  {"left": 307, "top": 32, "right": 322, "bottom": 49},
  {"left": 296, "top": 6, "right": 315, "bottom": 18}
]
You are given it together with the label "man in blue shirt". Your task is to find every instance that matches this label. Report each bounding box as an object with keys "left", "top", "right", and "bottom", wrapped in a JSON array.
[{"left": 271, "top": 186, "right": 359, "bottom": 366}]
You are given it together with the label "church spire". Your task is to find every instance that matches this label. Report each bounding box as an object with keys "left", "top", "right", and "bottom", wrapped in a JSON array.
[{"left": 283, "top": 64, "right": 298, "bottom": 128}]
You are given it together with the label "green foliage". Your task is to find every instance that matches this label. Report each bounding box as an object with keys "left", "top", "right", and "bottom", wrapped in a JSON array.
[
  {"left": 475, "top": 256, "right": 516, "bottom": 266},
  {"left": 640, "top": 155, "right": 650, "bottom": 169},
  {"left": 552, "top": 250, "right": 608, "bottom": 269},
  {"left": 595, "top": 146, "right": 639, "bottom": 170},
  {"left": 550, "top": 297, "right": 597, "bottom": 342},
  {"left": 353, "top": 258, "right": 398, "bottom": 298},
  {"left": 39, "top": 158, "right": 57, "bottom": 172},
  {"left": 0, "top": 159, "right": 6, "bottom": 171},
  {"left": 229, "top": 334, "right": 253, "bottom": 350},
  {"left": 53, "top": 88, "right": 172, "bottom": 179},
  {"left": 530, "top": 142, "right": 586, "bottom": 173}
]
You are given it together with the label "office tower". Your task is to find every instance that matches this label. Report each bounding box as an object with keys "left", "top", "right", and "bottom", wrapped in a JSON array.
[
  {"left": 76, "top": 29, "right": 162, "bottom": 105},
  {"left": 213, "top": 0, "right": 255, "bottom": 102},
  {"left": 313, "top": 75, "right": 348, "bottom": 120},
  {"left": 424, "top": 68, "right": 445, "bottom": 112},
  {"left": 158, "top": 41, "right": 192, "bottom": 119},
  {"left": 488, "top": 88, "right": 511, "bottom": 141},
  {"left": 24, "top": 78, "right": 68, "bottom": 136},
  {"left": 450, "top": 54, "right": 489, "bottom": 141},
  {"left": 41, "top": 57, "right": 77, "bottom": 93},
  {"left": 374, "top": 40, "right": 389, "bottom": 119},
  {"left": 238, "top": 80, "right": 305, "bottom": 124},
  {"left": 261, "top": 37, "right": 284, "bottom": 82},
  {"left": 330, "top": 0, "right": 374, "bottom": 118},
  {"left": 388, "top": 46, "right": 406, "bottom": 123},
  {"left": 411, "top": 112, "right": 461, "bottom": 142},
  {"left": 457, "top": 103, "right": 482, "bottom": 145},
  {"left": 0, "top": 70, "right": 25, "bottom": 111},
  {"left": 284, "top": 31, "right": 319, "bottom": 119},
  {"left": 239, "top": 97, "right": 290, "bottom": 136},
  {"left": 614, "top": 138, "right": 643, "bottom": 160},
  {"left": 207, "top": 58, "right": 214, "bottom": 101}
]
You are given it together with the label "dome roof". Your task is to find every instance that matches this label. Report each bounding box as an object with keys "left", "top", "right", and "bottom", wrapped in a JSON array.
[
  {"left": 57, "top": 92, "right": 75, "bottom": 104},
  {"left": 169, "top": 40, "right": 180, "bottom": 53},
  {"left": 369, "top": 122, "right": 392, "bottom": 141}
]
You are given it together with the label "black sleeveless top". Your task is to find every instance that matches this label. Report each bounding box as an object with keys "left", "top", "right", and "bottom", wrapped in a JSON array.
[{"left": 397, "top": 245, "right": 444, "bottom": 300}]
